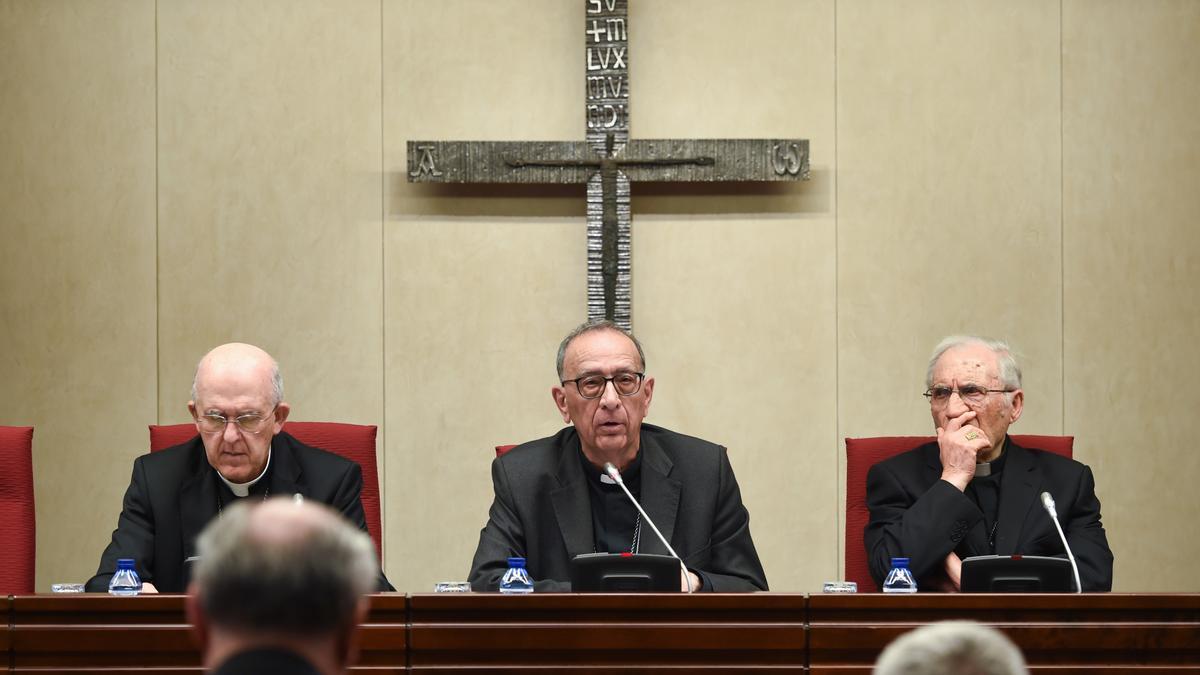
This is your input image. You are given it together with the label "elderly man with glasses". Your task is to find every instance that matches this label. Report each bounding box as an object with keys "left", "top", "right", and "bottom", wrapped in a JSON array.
[
  {"left": 468, "top": 319, "right": 768, "bottom": 592},
  {"left": 87, "top": 342, "right": 391, "bottom": 593},
  {"left": 864, "top": 336, "right": 1113, "bottom": 592}
]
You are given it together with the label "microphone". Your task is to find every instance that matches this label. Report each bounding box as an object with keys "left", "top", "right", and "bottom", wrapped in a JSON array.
[
  {"left": 1040, "top": 492, "right": 1082, "bottom": 593},
  {"left": 603, "top": 462, "right": 693, "bottom": 593}
]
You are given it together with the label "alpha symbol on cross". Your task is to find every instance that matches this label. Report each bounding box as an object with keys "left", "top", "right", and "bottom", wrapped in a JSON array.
[{"left": 409, "top": 145, "right": 443, "bottom": 179}]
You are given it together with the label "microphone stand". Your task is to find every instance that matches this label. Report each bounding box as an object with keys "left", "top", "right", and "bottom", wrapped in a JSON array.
[{"left": 604, "top": 462, "right": 693, "bottom": 593}]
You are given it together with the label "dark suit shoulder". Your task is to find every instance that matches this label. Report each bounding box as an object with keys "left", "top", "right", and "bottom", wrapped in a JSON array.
[
  {"left": 497, "top": 427, "right": 573, "bottom": 464},
  {"left": 869, "top": 438, "right": 1093, "bottom": 477},
  {"left": 641, "top": 423, "right": 724, "bottom": 454},
  {"left": 1009, "top": 440, "right": 1092, "bottom": 476},
  {"left": 136, "top": 437, "right": 209, "bottom": 479},
  {"left": 495, "top": 424, "right": 727, "bottom": 483}
]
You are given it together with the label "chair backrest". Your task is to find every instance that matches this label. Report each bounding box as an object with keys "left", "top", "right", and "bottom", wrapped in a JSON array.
[
  {"left": 0, "top": 426, "right": 36, "bottom": 594},
  {"left": 495, "top": 444, "right": 517, "bottom": 458},
  {"left": 149, "top": 422, "right": 383, "bottom": 563},
  {"left": 844, "top": 434, "right": 1074, "bottom": 591}
]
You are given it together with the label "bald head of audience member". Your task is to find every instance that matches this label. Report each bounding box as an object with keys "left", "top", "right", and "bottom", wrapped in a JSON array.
[
  {"left": 188, "top": 342, "right": 290, "bottom": 484},
  {"left": 187, "top": 497, "right": 379, "bottom": 675},
  {"left": 873, "top": 621, "right": 1028, "bottom": 675}
]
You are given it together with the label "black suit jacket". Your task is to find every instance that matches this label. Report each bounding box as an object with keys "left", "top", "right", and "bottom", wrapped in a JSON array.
[
  {"left": 865, "top": 437, "right": 1113, "bottom": 591},
  {"left": 213, "top": 648, "right": 322, "bottom": 675},
  {"left": 86, "top": 431, "right": 391, "bottom": 592},
  {"left": 468, "top": 424, "right": 768, "bottom": 592}
]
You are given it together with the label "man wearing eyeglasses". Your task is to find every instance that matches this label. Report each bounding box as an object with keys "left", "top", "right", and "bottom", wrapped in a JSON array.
[
  {"left": 86, "top": 342, "right": 390, "bottom": 593},
  {"left": 467, "top": 319, "right": 768, "bottom": 592},
  {"left": 864, "top": 335, "right": 1113, "bottom": 591}
]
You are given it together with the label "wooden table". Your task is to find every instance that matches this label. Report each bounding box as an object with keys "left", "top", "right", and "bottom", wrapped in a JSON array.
[{"left": 4, "top": 593, "right": 1198, "bottom": 672}]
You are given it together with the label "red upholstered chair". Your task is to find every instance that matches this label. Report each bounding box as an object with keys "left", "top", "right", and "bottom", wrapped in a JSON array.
[
  {"left": 844, "top": 434, "right": 1074, "bottom": 591},
  {"left": 0, "top": 426, "right": 36, "bottom": 595},
  {"left": 495, "top": 444, "right": 517, "bottom": 458},
  {"left": 149, "top": 422, "right": 383, "bottom": 563}
]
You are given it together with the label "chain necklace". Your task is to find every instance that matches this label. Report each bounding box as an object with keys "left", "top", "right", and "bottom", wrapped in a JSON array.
[{"left": 592, "top": 512, "right": 643, "bottom": 554}]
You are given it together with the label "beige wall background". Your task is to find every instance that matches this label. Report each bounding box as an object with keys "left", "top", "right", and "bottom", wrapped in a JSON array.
[{"left": 2, "top": 0, "right": 1197, "bottom": 593}]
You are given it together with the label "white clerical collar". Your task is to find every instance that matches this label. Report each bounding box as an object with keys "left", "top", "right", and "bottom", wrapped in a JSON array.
[{"left": 218, "top": 444, "right": 272, "bottom": 497}]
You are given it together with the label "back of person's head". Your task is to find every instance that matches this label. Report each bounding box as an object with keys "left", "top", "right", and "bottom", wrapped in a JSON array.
[
  {"left": 873, "top": 621, "right": 1028, "bottom": 675},
  {"left": 189, "top": 497, "right": 379, "bottom": 672}
]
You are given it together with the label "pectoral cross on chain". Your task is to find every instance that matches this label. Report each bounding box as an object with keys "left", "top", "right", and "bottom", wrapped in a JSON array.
[{"left": 408, "top": 0, "right": 809, "bottom": 330}]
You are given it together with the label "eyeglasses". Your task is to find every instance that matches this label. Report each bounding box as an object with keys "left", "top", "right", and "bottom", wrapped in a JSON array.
[
  {"left": 923, "top": 385, "right": 1012, "bottom": 407},
  {"left": 195, "top": 406, "right": 277, "bottom": 435},
  {"left": 561, "top": 372, "right": 645, "bottom": 400}
]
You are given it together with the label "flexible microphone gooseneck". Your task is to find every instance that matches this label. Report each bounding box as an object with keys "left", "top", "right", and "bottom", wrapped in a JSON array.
[
  {"left": 1040, "top": 491, "right": 1082, "bottom": 593},
  {"left": 603, "top": 462, "right": 693, "bottom": 593}
]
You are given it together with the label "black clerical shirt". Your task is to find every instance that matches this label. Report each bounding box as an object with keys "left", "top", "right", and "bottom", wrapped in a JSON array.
[
  {"left": 963, "top": 447, "right": 1007, "bottom": 554},
  {"left": 581, "top": 450, "right": 642, "bottom": 553}
]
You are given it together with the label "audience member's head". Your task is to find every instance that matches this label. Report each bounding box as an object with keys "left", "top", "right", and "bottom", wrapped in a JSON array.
[
  {"left": 187, "top": 497, "right": 379, "bottom": 675},
  {"left": 873, "top": 621, "right": 1028, "bottom": 675}
]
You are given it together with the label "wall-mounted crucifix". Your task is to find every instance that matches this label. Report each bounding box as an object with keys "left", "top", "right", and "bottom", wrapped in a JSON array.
[{"left": 408, "top": 0, "right": 809, "bottom": 330}]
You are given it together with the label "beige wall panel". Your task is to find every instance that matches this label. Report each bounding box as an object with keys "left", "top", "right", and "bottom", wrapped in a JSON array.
[
  {"left": 386, "top": 0, "right": 834, "bottom": 591},
  {"left": 383, "top": 219, "right": 582, "bottom": 590},
  {"left": 390, "top": 0, "right": 582, "bottom": 219},
  {"left": 155, "top": 3, "right": 383, "bottom": 437},
  {"left": 385, "top": 0, "right": 587, "bottom": 590},
  {"left": 638, "top": 215, "right": 836, "bottom": 592},
  {"left": 836, "top": 1, "right": 1063, "bottom": 577},
  {"left": 632, "top": 1, "right": 836, "bottom": 592},
  {"left": 1063, "top": 0, "right": 1200, "bottom": 591},
  {"left": 0, "top": 1, "right": 157, "bottom": 590}
]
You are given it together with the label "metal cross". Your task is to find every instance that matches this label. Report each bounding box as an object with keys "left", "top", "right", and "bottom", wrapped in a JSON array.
[{"left": 408, "top": 0, "right": 809, "bottom": 330}]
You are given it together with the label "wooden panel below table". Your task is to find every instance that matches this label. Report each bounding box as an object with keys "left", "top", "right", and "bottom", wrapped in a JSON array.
[
  {"left": 408, "top": 592, "right": 807, "bottom": 672},
  {"left": 7, "top": 593, "right": 408, "bottom": 674},
  {"left": 808, "top": 593, "right": 1200, "bottom": 673},
  {"left": 10, "top": 595, "right": 199, "bottom": 672}
]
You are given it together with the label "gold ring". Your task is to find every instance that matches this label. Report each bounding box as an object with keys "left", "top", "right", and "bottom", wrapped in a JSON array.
[{"left": 964, "top": 430, "right": 979, "bottom": 441}]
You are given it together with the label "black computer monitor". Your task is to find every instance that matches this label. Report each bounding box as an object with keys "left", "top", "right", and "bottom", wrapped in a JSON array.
[
  {"left": 569, "top": 553, "right": 680, "bottom": 592},
  {"left": 960, "top": 554, "right": 1075, "bottom": 592}
]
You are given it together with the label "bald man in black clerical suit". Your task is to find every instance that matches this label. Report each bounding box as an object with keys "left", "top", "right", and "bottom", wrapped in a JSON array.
[{"left": 87, "top": 343, "right": 390, "bottom": 593}]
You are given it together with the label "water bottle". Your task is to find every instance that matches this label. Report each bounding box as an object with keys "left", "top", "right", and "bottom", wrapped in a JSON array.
[
  {"left": 498, "top": 557, "right": 534, "bottom": 594},
  {"left": 108, "top": 558, "right": 143, "bottom": 596},
  {"left": 881, "top": 557, "right": 918, "bottom": 593}
]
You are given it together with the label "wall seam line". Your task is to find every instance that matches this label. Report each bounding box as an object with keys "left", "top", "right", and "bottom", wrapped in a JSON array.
[
  {"left": 1060, "top": 0, "right": 1066, "bottom": 435},
  {"left": 154, "top": 0, "right": 161, "bottom": 425},
  {"left": 378, "top": 0, "right": 388, "bottom": 570},
  {"left": 833, "top": 0, "right": 842, "bottom": 581}
]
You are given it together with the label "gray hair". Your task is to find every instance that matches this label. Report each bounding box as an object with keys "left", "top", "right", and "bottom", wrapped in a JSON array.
[
  {"left": 191, "top": 355, "right": 284, "bottom": 406},
  {"left": 193, "top": 497, "right": 378, "bottom": 636},
  {"left": 926, "top": 335, "right": 1022, "bottom": 390},
  {"left": 555, "top": 319, "right": 647, "bottom": 380},
  {"left": 874, "top": 621, "right": 1028, "bottom": 675}
]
